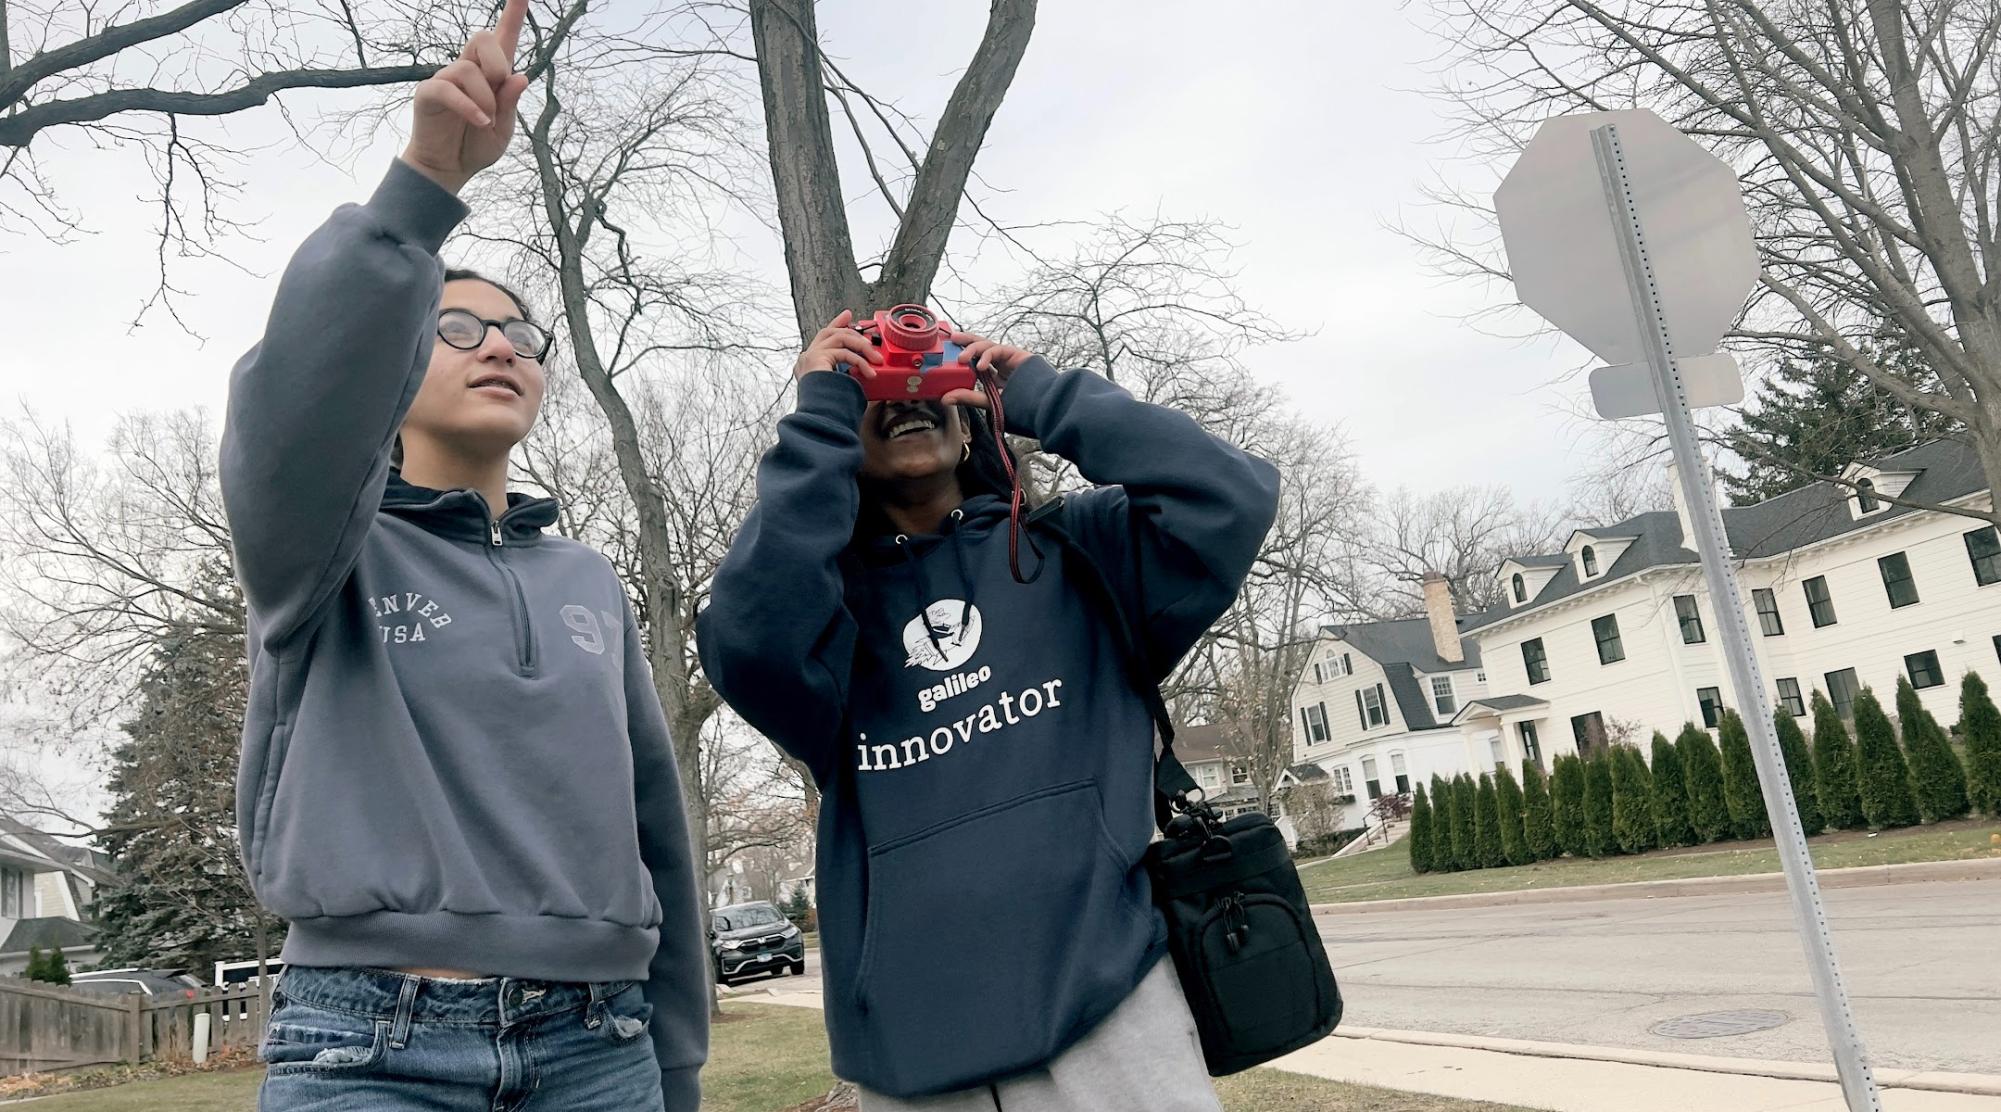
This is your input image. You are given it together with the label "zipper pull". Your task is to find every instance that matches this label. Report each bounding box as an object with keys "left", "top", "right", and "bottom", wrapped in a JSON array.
[{"left": 490, "top": 521, "right": 503, "bottom": 547}]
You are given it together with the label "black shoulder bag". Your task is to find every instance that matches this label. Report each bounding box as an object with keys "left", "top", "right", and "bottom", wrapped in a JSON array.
[{"left": 1029, "top": 499, "right": 1343, "bottom": 1076}]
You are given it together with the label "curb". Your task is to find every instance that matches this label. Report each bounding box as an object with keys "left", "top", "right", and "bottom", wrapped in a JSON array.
[
  {"left": 1310, "top": 855, "right": 2001, "bottom": 915},
  {"left": 1330, "top": 1025, "right": 2001, "bottom": 1097}
]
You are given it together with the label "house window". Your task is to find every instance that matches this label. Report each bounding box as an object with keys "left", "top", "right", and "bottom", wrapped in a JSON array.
[
  {"left": 1592, "top": 614, "right": 1625, "bottom": 664},
  {"left": 1582, "top": 545, "right": 1599, "bottom": 577},
  {"left": 1431, "top": 676, "right": 1457, "bottom": 716},
  {"left": 1697, "top": 686, "right": 1723, "bottom": 729},
  {"left": 1476, "top": 671, "right": 1487, "bottom": 683},
  {"left": 0, "top": 868, "right": 22, "bottom": 918},
  {"left": 1359, "top": 685, "right": 1388, "bottom": 728},
  {"left": 1512, "top": 573, "right": 1526, "bottom": 604},
  {"left": 1776, "top": 677, "right": 1806, "bottom": 717},
  {"left": 1196, "top": 764, "right": 1222, "bottom": 790},
  {"left": 1231, "top": 764, "right": 1251, "bottom": 786},
  {"left": 1570, "top": 712, "right": 1606, "bottom": 756},
  {"left": 1855, "top": 478, "right": 1880, "bottom": 513},
  {"left": 1342, "top": 653, "right": 1353, "bottom": 675},
  {"left": 1361, "top": 757, "right": 1382, "bottom": 800},
  {"left": 1675, "top": 594, "right": 1706, "bottom": 644},
  {"left": 1489, "top": 736, "right": 1505, "bottom": 767},
  {"left": 1518, "top": 721, "right": 1543, "bottom": 769},
  {"left": 1522, "top": 638, "right": 1550, "bottom": 685},
  {"left": 1391, "top": 752, "right": 1410, "bottom": 794},
  {"left": 1966, "top": 528, "right": 2001, "bottom": 587},
  {"left": 1825, "top": 667, "right": 1861, "bottom": 719},
  {"left": 1331, "top": 766, "right": 1355, "bottom": 795},
  {"left": 1754, "top": 588, "right": 1785, "bottom": 636},
  {"left": 1879, "top": 552, "right": 1920, "bottom": 609},
  {"left": 1805, "top": 576, "right": 1838, "bottom": 628},
  {"left": 1300, "top": 703, "right": 1330, "bottom": 744},
  {"left": 1906, "top": 650, "right": 1944, "bottom": 689}
]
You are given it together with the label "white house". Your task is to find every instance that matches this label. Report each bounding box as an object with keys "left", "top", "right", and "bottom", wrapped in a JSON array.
[
  {"left": 1456, "top": 440, "right": 2001, "bottom": 769},
  {"left": 0, "top": 816, "right": 107, "bottom": 975},
  {"left": 1287, "top": 574, "right": 1490, "bottom": 830}
]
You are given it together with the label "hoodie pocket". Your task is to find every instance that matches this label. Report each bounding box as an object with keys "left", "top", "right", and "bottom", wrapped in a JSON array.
[{"left": 851, "top": 779, "right": 1150, "bottom": 1093}]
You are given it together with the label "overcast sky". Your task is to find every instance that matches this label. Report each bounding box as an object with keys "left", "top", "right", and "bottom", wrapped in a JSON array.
[{"left": 0, "top": 0, "right": 1607, "bottom": 501}]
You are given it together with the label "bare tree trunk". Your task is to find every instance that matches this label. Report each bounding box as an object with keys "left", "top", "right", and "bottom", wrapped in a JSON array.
[{"left": 749, "top": 0, "right": 1037, "bottom": 341}]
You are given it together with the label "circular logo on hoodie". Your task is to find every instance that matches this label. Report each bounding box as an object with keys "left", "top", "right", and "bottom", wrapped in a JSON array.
[{"left": 903, "top": 599, "right": 983, "bottom": 671}]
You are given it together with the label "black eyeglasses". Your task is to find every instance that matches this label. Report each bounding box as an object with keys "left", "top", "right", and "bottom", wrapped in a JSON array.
[{"left": 436, "top": 308, "right": 554, "bottom": 361}]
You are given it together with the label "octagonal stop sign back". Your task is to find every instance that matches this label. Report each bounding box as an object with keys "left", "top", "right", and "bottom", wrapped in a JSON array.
[{"left": 1495, "top": 109, "right": 1759, "bottom": 417}]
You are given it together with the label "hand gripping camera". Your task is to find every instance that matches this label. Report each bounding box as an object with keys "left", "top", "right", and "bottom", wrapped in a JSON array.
[{"left": 849, "top": 304, "right": 976, "bottom": 402}]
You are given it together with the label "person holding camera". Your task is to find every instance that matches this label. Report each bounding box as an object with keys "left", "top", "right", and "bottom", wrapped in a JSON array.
[
  {"left": 698, "top": 312, "right": 1280, "bottom": 1109},
  {"left": 220, "top": 1, "right": 707, "bottom": 1107}
]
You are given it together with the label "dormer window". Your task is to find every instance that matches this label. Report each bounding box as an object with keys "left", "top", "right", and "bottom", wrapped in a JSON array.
[
  {"left": 1581, "top": 545, "right": 1599, "bottom": 577},
  {"left": 1855, "top": 478, "right": 1881, "bottom": 514},
  {"left": 1512, "top": 573, "right": 1526, "bottom": 604}
]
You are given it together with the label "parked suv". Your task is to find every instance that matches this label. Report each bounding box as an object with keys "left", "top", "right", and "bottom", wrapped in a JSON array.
[{"left": 711, "top": 901, "right": 806, "bottom": 985}]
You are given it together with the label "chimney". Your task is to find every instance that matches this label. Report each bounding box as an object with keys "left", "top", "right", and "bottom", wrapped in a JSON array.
[{"left": 1422, "top": 573, "right": 1463, "bottom": 664}]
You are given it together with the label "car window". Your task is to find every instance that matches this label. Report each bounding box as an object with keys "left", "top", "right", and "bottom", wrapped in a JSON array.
[{"left": 734, "top": 906, "right": 783, "bottom": 927}]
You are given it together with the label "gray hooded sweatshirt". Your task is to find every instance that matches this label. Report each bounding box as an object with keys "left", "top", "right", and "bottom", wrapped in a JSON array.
[{"left": 220, "top": 160, "right": 707, "bottom": 1108}]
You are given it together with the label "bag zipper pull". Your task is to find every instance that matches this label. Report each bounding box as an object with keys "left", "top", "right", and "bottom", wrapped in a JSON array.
[{"left": 1222, "top": 895, "right": 1249, "bottom": 953}]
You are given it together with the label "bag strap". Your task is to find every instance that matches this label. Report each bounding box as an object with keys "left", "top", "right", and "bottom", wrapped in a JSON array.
[{"left": 1025, "top": 498, "right": 1205, "bottom": 833}]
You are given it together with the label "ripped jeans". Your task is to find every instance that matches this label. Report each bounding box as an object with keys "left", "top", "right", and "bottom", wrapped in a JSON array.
[{"left": 258, "top": 966, "right": 663, "bottom": 1112}]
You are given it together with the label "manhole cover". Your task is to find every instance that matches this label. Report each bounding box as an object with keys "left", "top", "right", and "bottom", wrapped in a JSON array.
[{"left": 1651, "top": 1010, "right": 1791, "bottom": 1039}]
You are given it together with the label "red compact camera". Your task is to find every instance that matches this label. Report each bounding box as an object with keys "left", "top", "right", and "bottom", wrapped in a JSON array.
[{"left": 849, "top": 305, "right": 975, "bottom": 401}]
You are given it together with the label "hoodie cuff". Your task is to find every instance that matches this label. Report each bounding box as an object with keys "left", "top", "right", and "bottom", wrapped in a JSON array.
[
  {"left": 992, "top": 355, "right": 1061, "bottom": 441},
  {"left": 660, "top": 1065, "right": 700, "bottom": 1112},
  {"left": 796, "top": 368, "right": 868, "bottom": 420},
  {"left": 367, "top": 159, "right": 471, "bottom": 257}
]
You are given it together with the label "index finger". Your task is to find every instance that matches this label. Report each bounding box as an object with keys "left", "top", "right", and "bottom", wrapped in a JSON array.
[{"left": 495, "top": 0, "right": 528, "bottom": 60}]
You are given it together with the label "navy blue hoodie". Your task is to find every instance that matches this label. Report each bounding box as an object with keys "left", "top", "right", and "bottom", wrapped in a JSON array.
[{"left": 697, "top": 358, "right": 1279, "bottom": 1097}]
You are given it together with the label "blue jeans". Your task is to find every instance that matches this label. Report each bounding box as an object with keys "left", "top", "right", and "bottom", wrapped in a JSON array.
[{"left": 258, "top": 966, "right": 664, "bottom": 1111}]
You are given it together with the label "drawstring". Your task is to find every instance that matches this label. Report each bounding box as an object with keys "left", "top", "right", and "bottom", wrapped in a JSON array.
[{"left": 897, "top": 509, "right": 979, "bottom": 661}]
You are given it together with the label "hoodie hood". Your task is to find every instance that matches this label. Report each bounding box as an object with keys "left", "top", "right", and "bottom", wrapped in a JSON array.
[{"left": 381, "top": 472, "right": 560, "bottom": 545}]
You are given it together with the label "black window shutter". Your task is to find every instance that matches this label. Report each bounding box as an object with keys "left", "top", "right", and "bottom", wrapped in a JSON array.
[{"left": 1356, "top": 690, "right": 1366, "bottom": 729}]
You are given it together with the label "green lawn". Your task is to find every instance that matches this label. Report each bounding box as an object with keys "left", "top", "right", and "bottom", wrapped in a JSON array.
[
  {"left": 1301, "top": 817, "right": 2001, "bottom": 904},
  {"left": 16, "top": 1003, "right": 1546, "bottom": 1111}
]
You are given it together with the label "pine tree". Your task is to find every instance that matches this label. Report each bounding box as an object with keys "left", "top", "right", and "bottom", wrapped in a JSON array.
[
  {"left": 1722, "top": 340, "right": 1957, "bottom": 505},
  {"left": 1677, "top": 723, "right": 1731, "bottom": 843},
  {"left": 1853, "top": 688, "right": 1921, "bottom": 828},
  {"left": 1409, "top": 784, "right": 1435, "bottom": 875},
  {"left": 1648, "top": 732, "right": 1696, "bottom": 847},
  {"left": 1810, "top": 691, "right": 1867, "bottom": 829},
  {"left": 1773, "top": 708, "right": 1824, "bottom": 836},
  {"left": 23, "top": 946, "right": 46, "bottom": 983},
  {"left": 1494, "top": 766, "right": 1530, "bottom": 866},
  {"left": 1551, "top": 754, "right": 1588, "bottom": 857},
  {"left": 1521, "top": 761, "right": 1557, "bottom": 861},
  {"left": 1473, "top": 774, "right": 1503, "bottom": 868},
  {"left": 1582, "top": 750, "right": 1617, "bottom": 856},
  {"left": 94, "top": 577, "right": 286, "bottom": 976},
  {"left": 1429, "top": 774, "right": 1458, "bottom": 872},
  {"left": 1959, "top": 672, "right": 2001, "bottom": 817},
  {"left": 1611, "top": 746, "right": 1658, "bottom": 854},
  {"left": 42, "top": 950, "right": 70, "bottom": 986},
  {"left": 1896, "top": 678, "right": 1969, "bottom": 822},
  {"left": 1718, "top": 710, "right": 1772, "bottom": 840}
]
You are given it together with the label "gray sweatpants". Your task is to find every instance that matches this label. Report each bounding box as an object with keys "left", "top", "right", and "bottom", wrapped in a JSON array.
[{"left": 857, "top": 959, "right": 1224, "bottom": 1112}]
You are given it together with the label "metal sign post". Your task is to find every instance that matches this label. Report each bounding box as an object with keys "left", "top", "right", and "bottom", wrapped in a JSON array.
[{"left": 1589, "top": 121, "right": 1882, "bottom": 1112}]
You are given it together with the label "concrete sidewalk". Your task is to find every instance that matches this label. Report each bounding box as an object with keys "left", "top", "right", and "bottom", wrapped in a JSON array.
[
  {"left": 1273, "top": 1032, "right": 2001, "bottom": 1112},
  {"left": 729, "top": 985, "right": 2001, "bottom": 1111},
  {"left": 1311, "top": 855, "right": 2001, "bottom": 915}
]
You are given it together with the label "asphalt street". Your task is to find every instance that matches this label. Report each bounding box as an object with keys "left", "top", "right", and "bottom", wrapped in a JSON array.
[{"left": 1317, "top": 879, "right": 2001, "bottom": 1075}]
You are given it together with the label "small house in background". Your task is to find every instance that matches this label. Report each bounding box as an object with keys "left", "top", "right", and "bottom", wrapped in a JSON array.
[{"left": 0, "top": 816, "right": 109, "bottom": 976}]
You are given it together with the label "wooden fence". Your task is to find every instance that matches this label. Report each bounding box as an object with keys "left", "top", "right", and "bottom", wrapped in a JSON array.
[{"left": 0, "top": 980, "right": 272, "bottom": 1074}]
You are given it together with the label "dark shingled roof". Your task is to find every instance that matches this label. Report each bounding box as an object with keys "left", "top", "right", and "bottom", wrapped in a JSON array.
[
  {"left": 1287, "top": 764, "right": 1330, "bottom": 782},
  {"left": 1173, "top": 723, "right": 1227, "bottom": 764},
  {"left": 1, "top": 917, "right": 95, "bottom": 955},
  {"left": 1325, "top": 617, "right": 1483, "bottom": 675},
  {"left": 1466, "top": 439, "right": 1987, "bottom": 632}
]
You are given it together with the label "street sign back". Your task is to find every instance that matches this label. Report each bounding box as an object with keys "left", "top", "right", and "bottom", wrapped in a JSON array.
[{"left": 1496, "top": 110, "right": 1759, "bottom": 369}]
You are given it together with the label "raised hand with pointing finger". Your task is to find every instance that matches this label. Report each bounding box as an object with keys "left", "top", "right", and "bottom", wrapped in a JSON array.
[{"left": 401, "top": 0, "right": 531, "bottom": 195}]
